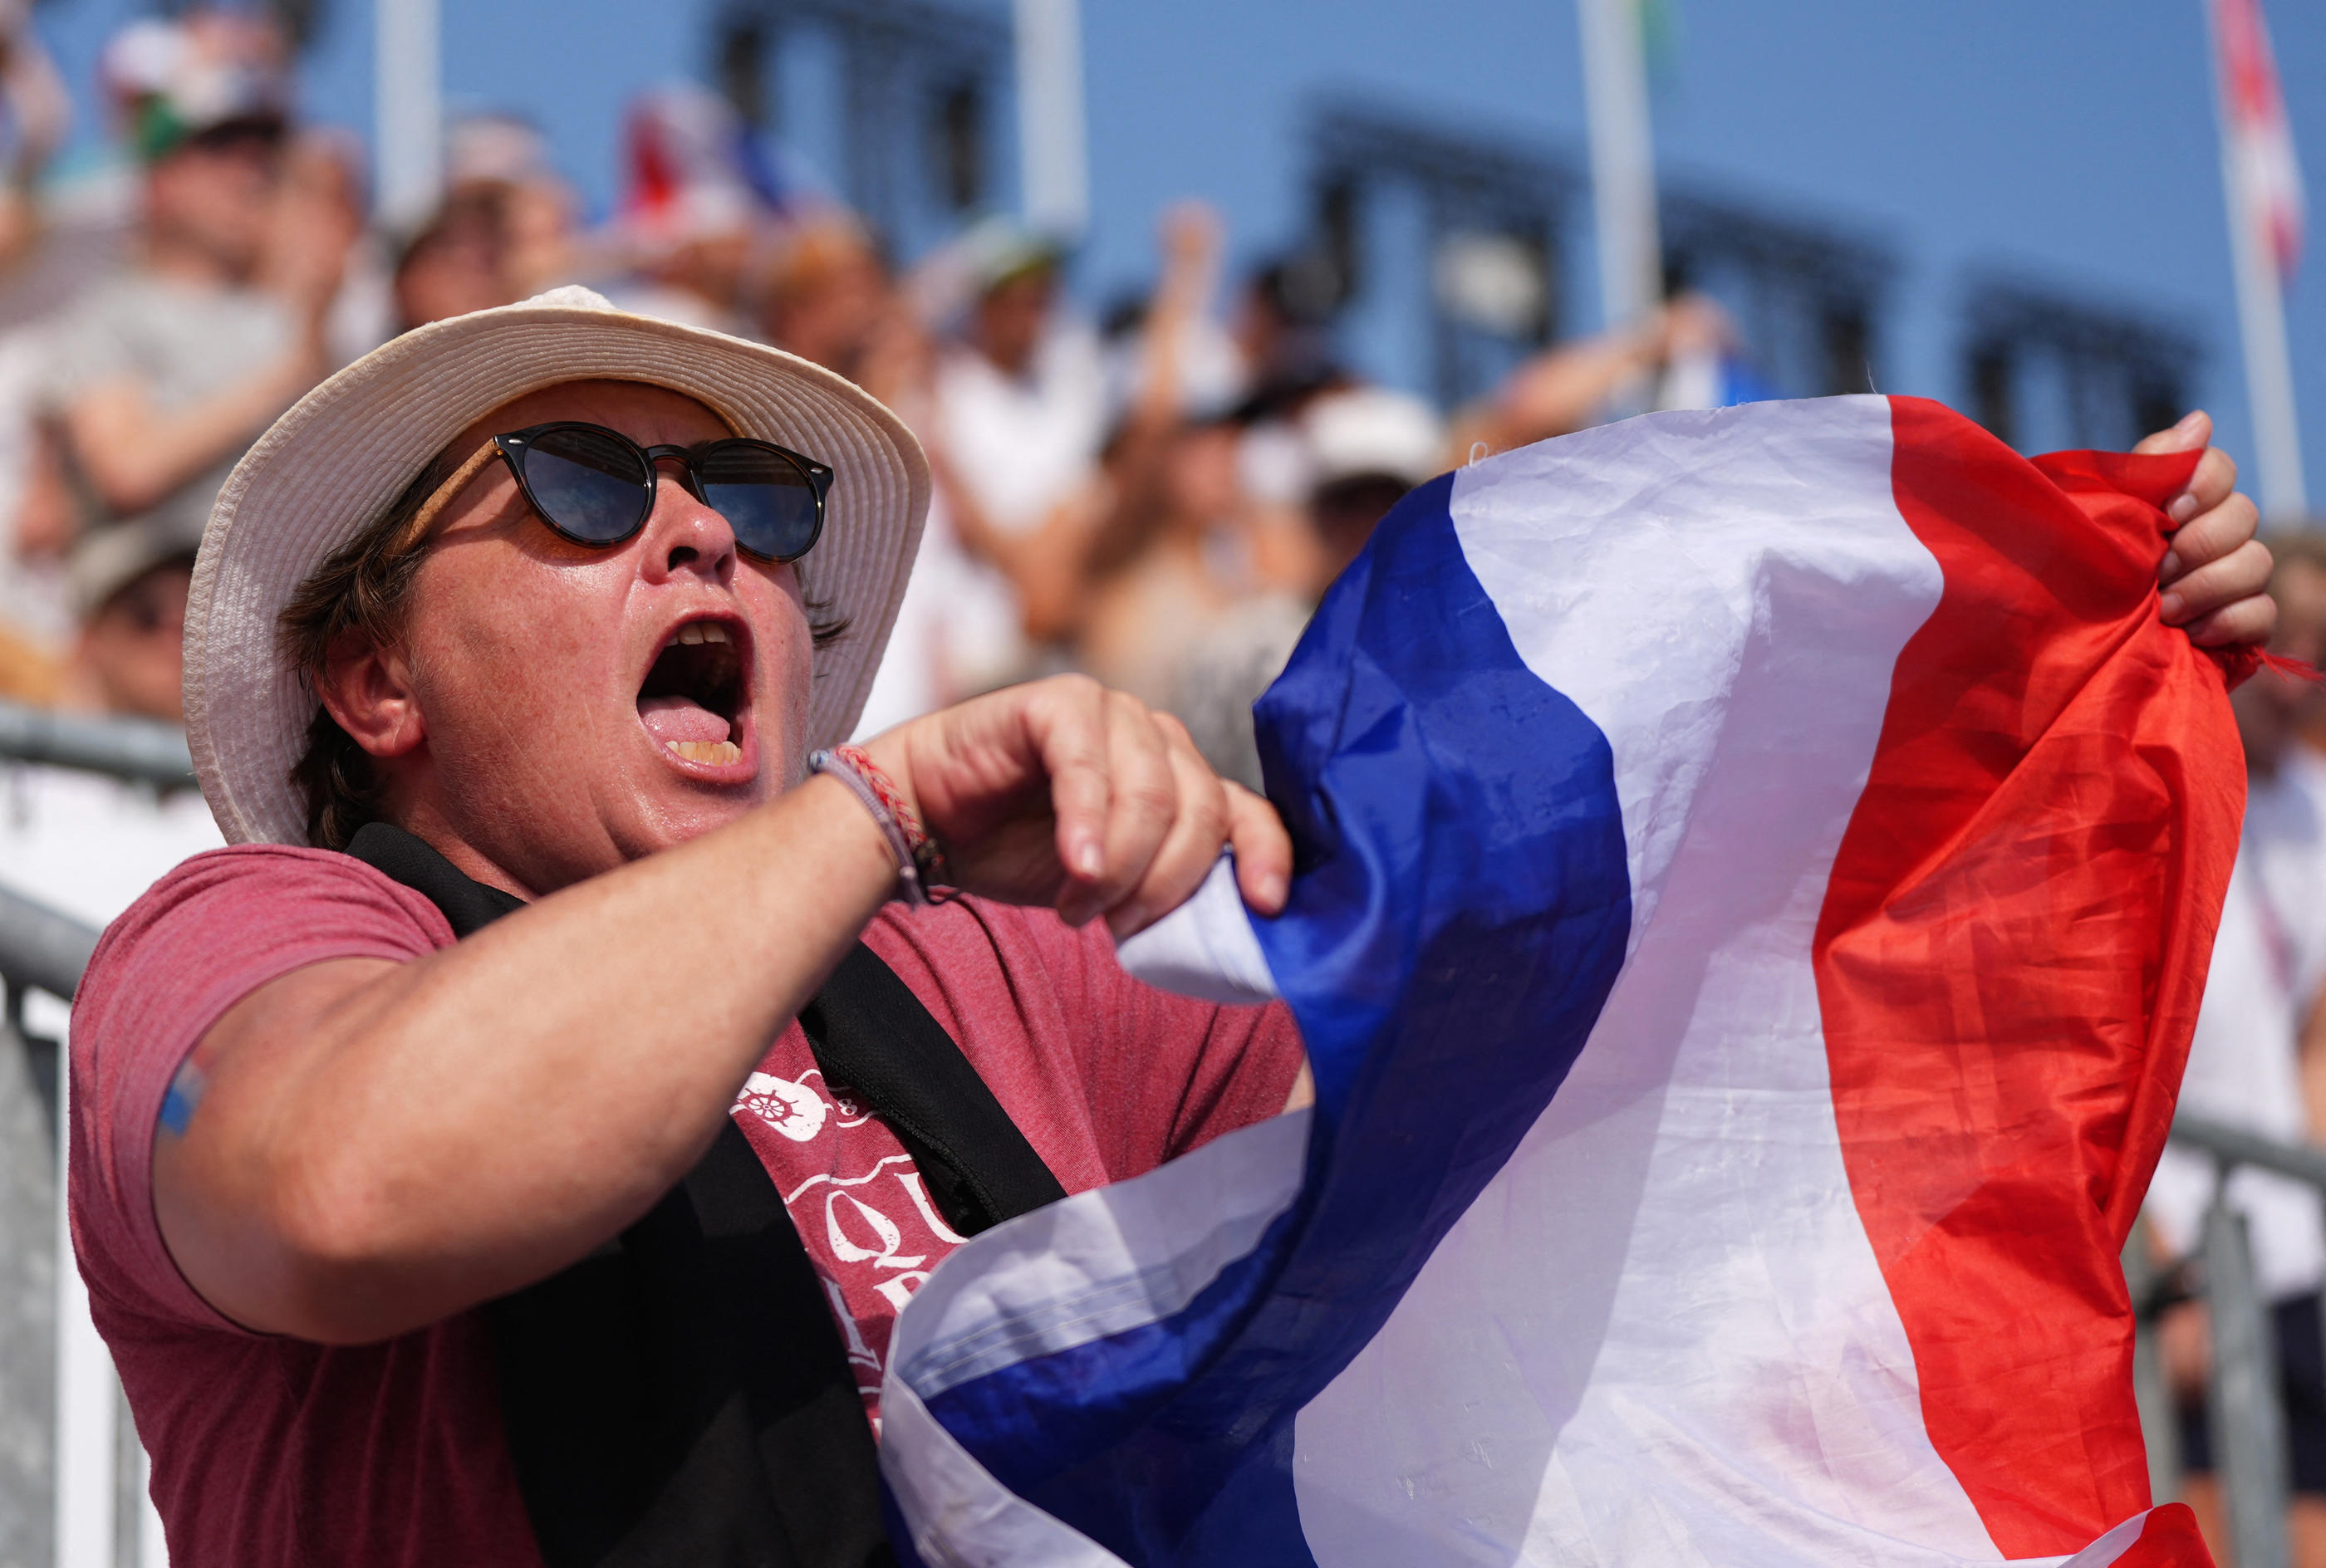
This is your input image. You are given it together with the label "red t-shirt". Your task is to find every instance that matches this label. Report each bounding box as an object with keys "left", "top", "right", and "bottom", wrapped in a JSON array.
[{"left": 69, "top": 845, "right": 1303, "bottom": 1568}]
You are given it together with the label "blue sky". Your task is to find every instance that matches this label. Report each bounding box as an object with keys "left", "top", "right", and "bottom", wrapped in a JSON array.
[{"left": 27, "top": 0, "right": 2326, "bottom": 494}]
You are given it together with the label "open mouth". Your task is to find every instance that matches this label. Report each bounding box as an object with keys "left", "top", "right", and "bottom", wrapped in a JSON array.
[{"left": 637, "top": 620, "right": 748, "bottom": 769}]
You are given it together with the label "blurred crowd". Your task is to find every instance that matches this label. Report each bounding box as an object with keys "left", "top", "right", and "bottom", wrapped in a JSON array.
[
  {"left": 1, "top": 3, "right": 2325, "bottom": 1552},
  {"left": 0, "top": 6, "right": 1760, "bottom": 793}
]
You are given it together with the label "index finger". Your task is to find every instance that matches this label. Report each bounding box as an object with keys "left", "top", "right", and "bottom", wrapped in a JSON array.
[
  {"left": 1224, "top": 782, "right": 1293, "bottom": 916},
  {"left": 1023, "top": 675, "right": 1112, "bottom": 883}
]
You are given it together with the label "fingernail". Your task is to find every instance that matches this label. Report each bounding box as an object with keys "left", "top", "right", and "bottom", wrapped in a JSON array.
[
  {"left": 2167, "top": 494, "right": 2199, "bottom": 524},
  {"left": 2160, "top": 590, "right": 2185, "bottom": 621},
  {"left": 1258, "top": 873, "right": 1288, "bottom": 911},
  {"left": 2176, "top": 409, "right": 2205, "bottom": 433},
  {"left": 2159, "top": 549, "right": 2183, "bottom": 581},
  {"left": 1074, "top": 840, "right": 1104, "bottom": 878}
]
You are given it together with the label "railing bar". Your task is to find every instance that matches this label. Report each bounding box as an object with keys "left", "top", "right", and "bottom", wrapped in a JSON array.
[
  {"left": 2171, "top": 1115, "right": 2326, "bottom": 1192},
  {"left": 0, "top": 885, "right": 100, "bottom": 1004},
  {"left": 0, "top": 701, "right": 196, "bottom": 792},
  {"left": 2206, "top": 1193, "right": 2294, "bottom": 1568}
]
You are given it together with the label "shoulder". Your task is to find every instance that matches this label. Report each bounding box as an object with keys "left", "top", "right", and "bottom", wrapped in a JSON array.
[
  {"left": 104, "top": 841, "right": 452, "bottom": 938},
  {"left": 68, "top": 846, "right": 452, "bottom": 1332},
  {"left": 80, "top": 844, "right": 453, "bottom": 1020}
]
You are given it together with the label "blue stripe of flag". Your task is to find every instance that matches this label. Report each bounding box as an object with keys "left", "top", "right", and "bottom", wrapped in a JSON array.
[{"left": 920, "top": 473, "right": 1636, "bottom": 1563}]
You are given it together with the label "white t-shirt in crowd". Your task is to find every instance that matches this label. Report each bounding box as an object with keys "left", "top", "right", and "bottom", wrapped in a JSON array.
[
  {"left": 2147, "top": 757, "right": 2326, "bottom": 1301},
  {"left": 905, "top": 326, "right": 1106, "bottom": 698},
  {"left": 931, "top": 325, "right": 1106, "bottom": 537},
  {"left": 1, "top": 762, "right": 224, "bottom": 933}
]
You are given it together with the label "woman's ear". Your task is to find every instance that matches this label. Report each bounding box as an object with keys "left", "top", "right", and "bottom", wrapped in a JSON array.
[{"left": 316, "top": 633, "right": 425, "bottom": 762}]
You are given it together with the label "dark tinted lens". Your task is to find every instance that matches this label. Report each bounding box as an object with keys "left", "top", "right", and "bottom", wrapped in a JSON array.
[
  {"left": 517, "top": 426, "right": 652, "bottom": 544},
  {"left": 694, "top": 442, "right": 822, "bottom": 561}
]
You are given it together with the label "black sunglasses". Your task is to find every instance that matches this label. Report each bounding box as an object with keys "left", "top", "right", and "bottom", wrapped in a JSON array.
[{"left": 487, "top": 421, "right": 833, "bottom": 564}]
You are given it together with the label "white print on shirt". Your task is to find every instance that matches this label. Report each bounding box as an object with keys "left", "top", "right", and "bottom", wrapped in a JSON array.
[
  {"left": 820, "top": 1274, "right": 881, "bottom": 1372},
  {"left": 825, "top": 1189, "right": 925, "bottom": 1271},
  {"left": 787, "top": 1156, "right": 969, "bottom": 1316},
  {"left": 732, "top": 1066, "right": 874, "bottom": 1139},
  {"left": 733, "top": 1071, "right": 827, "bottom": 1142},
  {"left": 798, "top": 1068, "right": 873, "bottom": 1128},
  {"left": 739, "top": 1056, "right": 981, "bottom": 1419}
]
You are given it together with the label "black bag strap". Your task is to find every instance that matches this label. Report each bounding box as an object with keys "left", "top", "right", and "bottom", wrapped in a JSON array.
[
  {"left": 799, "top": 947, "right": 1066, "bottom": 1234},
  {"left": 341, "top": 823, "right": 1063, "bottom": 1566},
  {"left": 348, "top": 821, "right": 525, "bottom": 936}
]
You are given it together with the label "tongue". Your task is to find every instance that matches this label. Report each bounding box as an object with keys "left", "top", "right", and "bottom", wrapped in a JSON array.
[{"left": 638, "top": 694, "right": 732, "bottom": 746}]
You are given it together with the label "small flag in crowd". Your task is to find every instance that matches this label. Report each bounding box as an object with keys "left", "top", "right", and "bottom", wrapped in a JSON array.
[
  {"left": 882, "top": 398, "right": 2245, "bottom": 1567},
  {"left": 2213, "top": 0, "right": 2305, "bottom": 284}
]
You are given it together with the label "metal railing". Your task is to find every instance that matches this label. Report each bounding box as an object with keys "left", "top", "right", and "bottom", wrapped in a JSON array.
[
  {"left": 0, "top": 889, "right": 159, "bottom": 1568},
  {"left": 2139, "top": 1114, "right": 2326, "bottom": 1568},
  {"left": 2, "top": 706, "right": 180, "bottom": 1566},
  {"left": 0, "top": 700, "right": 195, "bottom": 793}
]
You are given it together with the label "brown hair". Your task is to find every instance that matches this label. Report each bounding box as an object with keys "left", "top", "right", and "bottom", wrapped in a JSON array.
[{"left": 276, "top": 437, "right": 849, "bottom": 851}]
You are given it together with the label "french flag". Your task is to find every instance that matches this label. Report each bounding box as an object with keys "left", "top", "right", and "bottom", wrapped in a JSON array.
[{"left": 881, "top": 398, "right": 2245, "bottom": 1566}]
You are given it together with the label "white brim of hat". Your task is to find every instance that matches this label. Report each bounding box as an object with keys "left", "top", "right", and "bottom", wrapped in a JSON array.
[{"left": 184, "top": 284, "right": 930, "bottom": 846}]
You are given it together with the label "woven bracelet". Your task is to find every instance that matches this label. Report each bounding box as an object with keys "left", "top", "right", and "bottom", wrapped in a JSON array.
[{"left": 807, "top": 746, "right": 950, "bottom": 906}]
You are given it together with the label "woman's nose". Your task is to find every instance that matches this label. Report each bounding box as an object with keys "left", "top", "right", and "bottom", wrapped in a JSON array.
[{"left": 642, "top": 458, "right": 739, "bottom": 581}]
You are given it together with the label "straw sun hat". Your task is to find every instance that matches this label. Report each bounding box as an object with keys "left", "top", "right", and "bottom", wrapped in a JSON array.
[{"left": 184, "top": 285, "right": 930, "bottom": 846}]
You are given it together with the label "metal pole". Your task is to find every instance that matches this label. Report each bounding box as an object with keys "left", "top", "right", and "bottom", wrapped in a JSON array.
[
  {"left": 2206, "top": 0, "right": 2307, "bottom": 522},
  {"left": 0, "top": 887, "right": 98, "bottom": 1007},
  {"left": 2206, "top": 1185, "right": 2292, "bottom": 1568},
  {"left": 1577, "top": 0, "right": 1662, "bottom": 331},
  {"left": 53, "top": 1037, "right": 115, "bottom": 1568},
  {"left": 0, "top": 995, "right": 56, "bottom": 1568},
  {"left": 1013, "top": 0, "right": 1087, "bottom": 243},
  {"left": 2123, "top": 1220, "right": 2184, "bottom": 1507},
  {"left": 0, "top": 703, "right": 194, "bottom": 793},
  {"left": 373, "top": 0, "right": 443, "bottom": 230}
]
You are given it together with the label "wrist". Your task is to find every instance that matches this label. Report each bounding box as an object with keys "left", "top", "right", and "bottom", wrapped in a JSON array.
[
  {"left": 807, "top": 742, "right": 950, "bottom": 905},
  {"left": 795, "top": 772, "right": 915, "bottom": 910}
]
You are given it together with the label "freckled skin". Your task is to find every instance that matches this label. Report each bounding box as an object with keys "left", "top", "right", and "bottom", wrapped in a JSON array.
[{"left": 349, "top": 380, "right": 814, "bottom": 898}]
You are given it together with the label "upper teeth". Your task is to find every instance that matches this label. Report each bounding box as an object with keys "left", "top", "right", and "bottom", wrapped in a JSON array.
[{"left": 675, "top": 623, "right": 731, "bottom": 646}]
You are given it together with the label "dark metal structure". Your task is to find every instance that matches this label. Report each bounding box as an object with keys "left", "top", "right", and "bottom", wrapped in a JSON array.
[
  {"left": 708, "top": 0, "right": 1011, "bottom": 258},
  {"left": 1960, "top": 276, "right": 2200, "bottom": 454},
  {"left": 1305, "top": 100, "right": 1579, "bottom": 409},
  {"left": 1299, "top": 102, "right": 1897, "bottom": 409},
  {"left": 1659, "top": 189, "right": 1895, "bottom": 398}
]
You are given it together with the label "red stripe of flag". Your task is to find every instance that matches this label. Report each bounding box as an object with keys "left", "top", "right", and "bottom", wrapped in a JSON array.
[{"left": 1813, "top": 398, "right": 2240, "bottom": 1556}]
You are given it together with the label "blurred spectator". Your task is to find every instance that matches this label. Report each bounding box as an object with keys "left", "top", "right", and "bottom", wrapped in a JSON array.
[
  {"left": 2147, "top": 532, "right": 2326, "bottom": 1566},
  {"left": 287, "top": 125, "right": 393, "bottom": 362},
  {"left": 1232, "top": 252, "right": 1345, "bottom": 416},
  {"left": 0, "top": 0, "right": 67, "bottom": 270},
  {"left": 0, "top": 521, "right": 219, "bottom": 941},
  {"left": 390, "top": 113, "right": 583, "bottom": 334},
  {"left": 757, "top": 212, "right": 922, "bottom": 404},
  {"left": 61, "top": 526, "right": 192, "bottom": 719},
  {"left": 28, "top": 11, "right": 348, "bottom": 650},
  {"left": 0, "top": 614, "right": 57, "bottom": 699},
  {"left": 0, "top": 4, "right": 87, "bottom": 665},
  {"left": 444, "top": 110, "right": 578, "bottom": 298},
  {"left": 1652, "top": 290, "right": 1779, "bottom": 412},
  {"left": 603, "top": 82, "right": 766, "bottom": 334},
  {"left": 920, "top": 218, "right": 1107, "bottom": 693},
  {"left": 1448, "top": 292, "right": 1748, "bottom": 460},
  {"left": 1170, "top": 384, "right": 1445, "bottom": 789},
  {"left": 393, "top": 182, "right": 515, "bottom": 331},
  {"left": 2285, "top": 534, "right": 2326, "bottom": 762},
  {"left": 1075, "top": 405, "right": 1252, "bottom": 708}
]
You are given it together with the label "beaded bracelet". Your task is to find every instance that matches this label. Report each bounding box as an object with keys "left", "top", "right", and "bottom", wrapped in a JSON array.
[{"left": 808, "top": 745, "right": 950, "bottom": 906}]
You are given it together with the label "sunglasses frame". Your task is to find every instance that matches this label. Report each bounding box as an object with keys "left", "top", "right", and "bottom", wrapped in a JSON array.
[{"left": 493, "top": 420, "right": 834, "bottom": 565}]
